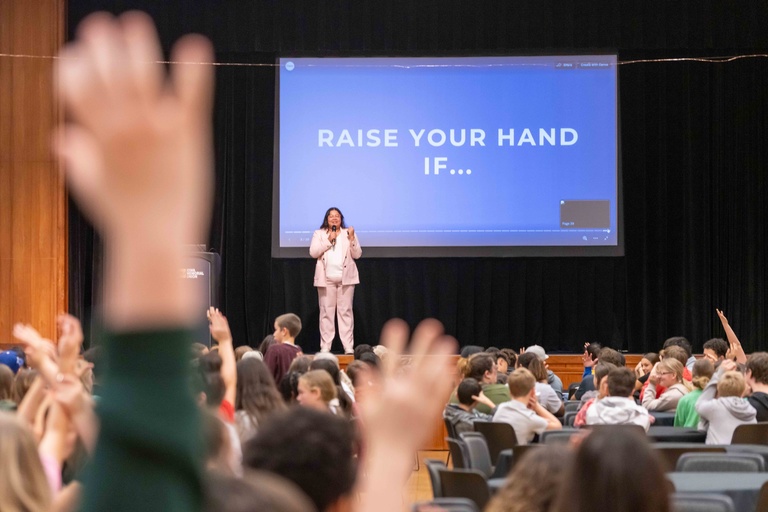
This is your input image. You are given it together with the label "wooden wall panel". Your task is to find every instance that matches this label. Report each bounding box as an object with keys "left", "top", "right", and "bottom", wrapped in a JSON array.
[{"left": 0, "top": 0, "right": 67, "bottom": 349}]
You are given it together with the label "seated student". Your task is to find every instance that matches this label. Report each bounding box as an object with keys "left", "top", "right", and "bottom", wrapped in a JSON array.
[
  {"left": 696, "top": 360, "right": 757, "bottom": 444},
  {"left": 633, "top": 352, "right": 660, "bottom": 397},
  {"left": 574, "top": 347, "right": 626, "bottom": 400},
  {"left": 642, "top": 359, "right": 691, "bottom": 412},
  {"left": 663, "top": 335, "right": 696, "bottom": 372},
  {"left": 452, "top": 353, "right": 511, "bottom": 414},
  {"left": 524, "top": 345, "right": 563, "bottom": 395},
  {"left": 496, "top": 352, "right": 512, "bottom": 377},
  {"left": 703, "top": 338, "right": 729, "bottom": 364},
  {"left": 243, "top": 407, "right": 356, "bottom": 512},
  {"left": 493, "top": 368, "right": 561, "bottom": 444},
  {"left": 516, "top": 353, "right": 563, "bottom": 416},
  {"left": 297, "top": 370, "right": 340, "bottom": 415},
  {"left": 746, "top": 352, "right": 768, "bottom": 421},
  {"left": 574, "top": 362, "right": 616, "bottom": 427},
  {"left": 500, "top": 348, "right": 517, "bottom": 374},
  {"left": 443, "top": 378, "right": 496, "bottom": 434},
  {"left": 674, "top": 358, "right": 714, "bottom": 427},
  {"left": 638, "top": 346, "right": 692, "bottom": 401},
  {"left": 586, "top": 367, "right": 651, "bottom": 431},
  {"left": 579, "top": 342, "right": 602, "bottom": 379}
]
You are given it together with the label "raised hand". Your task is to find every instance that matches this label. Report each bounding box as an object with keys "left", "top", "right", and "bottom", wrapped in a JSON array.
[
  {"left": 357, "top": 318, "right": 457, "bottom": 512},
  {"left": 348, "top": 226, "right": 356, "bottom": 241},
  {"left": 57, "top": 314, "right": 84, "bottom": 374},
  {"left": 717, "top": 308, "right": 747, "bottom": 363},
  {"left": 54, "top": 12, "right": 215, "bottom": 329},
  {"left": 207, "top": 307, "right": 232, "bottom": 344}
]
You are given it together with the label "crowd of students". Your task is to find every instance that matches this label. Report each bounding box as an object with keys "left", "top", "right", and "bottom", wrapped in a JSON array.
[{"left": 3, "top": 9, "right": 768, "bottom": 512}]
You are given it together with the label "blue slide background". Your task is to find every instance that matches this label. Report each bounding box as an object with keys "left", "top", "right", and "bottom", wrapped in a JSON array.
[{"left": 277, "top": 56, "right": 617, "bottom": 248}]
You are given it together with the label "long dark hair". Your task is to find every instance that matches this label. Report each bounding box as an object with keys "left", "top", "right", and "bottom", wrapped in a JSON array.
[
  {"left": 552, "top": 428, "right": 671, "bottom": 512},
  {"left": 319, "top": 207, "right": 346, "bottom": 230},
  {"left": 235, "top": 358, "right": 287, "bottom": 427}
]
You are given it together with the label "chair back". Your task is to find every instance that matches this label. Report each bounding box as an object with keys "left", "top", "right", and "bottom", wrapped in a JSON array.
[
  {"left": 652, "top": 445, "right": 726, "bottom": 472},
  {"left": 459, "top": 432, "right": 494, "bottom": 478},
  {"left": 446, "top": 437, "right": 467, "bottom": 469},
  {"left": 438, "top": 469, "right": 491, "bottom": 511},
  {"left": 424, "top": 459, "right": 447, "bottom": 498},
  {"left": 564, "top": 401, "right": 580, "bottom": 413},
  {"left": 473, "top": 421, "right": 517, "bottom": 462},
  {"left": 731, "top": 422, "right": 768, "bottom": 445},
  {"left": 675, "top": 452, "right": 765, "bottom": 472},
  {"left": 671, "top": 493, "right": 735, "bottom": 512},
  {"left": 585, "top": 423, "right": 645, "bottom": 436},
  {"left": 444, "top": 416, "right": 459, "bottom": 439},
  {"left": 412, "top": 498, "right": 479, "bottom": 512},
  {"left": 540, "top": 429, "right": 578, "bottom": 445},
  {"left": 563, "top": 411, "right": 577, "bottom": 427},
  {"left": 510, "top": 444, "right": 542, "bottom": 469}
]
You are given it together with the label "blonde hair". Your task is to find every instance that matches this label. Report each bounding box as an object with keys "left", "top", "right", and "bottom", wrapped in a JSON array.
[
  {"left": 0, "top": 412, "right": 51, "bottom": 512},
  {"left": 691, "top": 359, "right": 714, "bottom": 391},
  {"left": 507, "top": 368, "right": 536, "bottom": 398},
  {"left": 299, "top": 370, "right": 337, "bottom": 404},
  {"left": 658, "top": 359, "right": 693, "bottom": 391},
  {"left": 717, "top": 371, "right": 746, "bottom": 398}
]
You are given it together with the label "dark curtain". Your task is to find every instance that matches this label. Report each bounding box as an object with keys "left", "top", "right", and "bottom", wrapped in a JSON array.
[{"left": 68, "top": 1, "right": 768, "bottom": 354}]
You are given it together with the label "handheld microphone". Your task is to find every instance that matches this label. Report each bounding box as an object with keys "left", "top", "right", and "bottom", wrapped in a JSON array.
[{"left": 331, "top": 225, "right": 337, "bottom": 246}]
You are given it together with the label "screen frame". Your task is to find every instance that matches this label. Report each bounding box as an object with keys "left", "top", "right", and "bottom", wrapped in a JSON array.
[{"left": 272, "top": 51, "right": 623, "bottom": 258}]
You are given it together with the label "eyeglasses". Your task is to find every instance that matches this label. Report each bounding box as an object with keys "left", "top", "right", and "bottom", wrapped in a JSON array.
[{"left": 658, "top": 371, "right": 674, "bottom": 376}]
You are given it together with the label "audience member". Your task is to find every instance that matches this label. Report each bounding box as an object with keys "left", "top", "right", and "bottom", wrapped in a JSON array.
[
  {"left": 204, "top": 469, "right": 316, "bottom": 512},
  {"left": 234, "top": 346, "right": 253, "bottom": 362},
  {"left": 500, "top": 348, "right": 518, "bottom": 371},
  {"left": 443, "top": 378, "right": 496, "bottom": 434},
  {"left": 574, "top": 347, "right": 625, "bottom": 399},
  {"left": 552, "top": 427, "right": 671, "bottom": 512},
  {"left": 486, "top": 444, "right": 572, "bottom": 512},
  {"left": 746, "top": 352, "right": 768, "bottom": 421},
  {"left": 241, "top": 351, "right": 263, "bottom": 362},
  {"left": 459, "top": 345, "right": 484, "bottom": 359},
  {"left": 309, "top": 358, "right": 354, "bottom": 417},
  {"left": 353, "top": 344, "right": 374, "bottom": 360},
  {"left": 674, "top": 358, "right": 714, "bottom": 427},
  {"left": 661, "top": 345, "right": 692, "bottom": 381},
  {"left": 265, "top": 344, "right": 302, "bottom": 386},
  {"left": 0, "top": 365, "right": 15, "bottom": 411},
  {"left": 702, "top": 338, "right": 729, "bottom": 363},
  {"left": 517, "top": 353, "right": 563, "bottom": 415},
  {"left": 493, "top": 368, "right": 561, "bottom": 443},
  {"left": 574, "top": 362, "right": 616, "bottom": 427},
  {"left": 258, "top": 335, "right": 277, "bottom": 355},
  {"left": 586, "top": 367, "right": 651, "bottom": 431},
  {"left": 642, "top": 358, "right": 691, "bottom": 412},
  {"left": 297, "top": 370, "right": 339, "bottom": 415},
  {"left": 662, "top": 336, "right": 695, "bottom": 371},
  {"left": 0, "top": 350, "right": 24, "bottom": 375},
  {"left": 243, "top": 407, "right": 356, "bottom": 512},
  {"left": 459, "top": 353, "right": 511, "bottom": 413},
  {"left": 0, "top": 411, "right": 52, "bottom": 511},
  {"left": 524, "top": 344, "right": 563, "bottom": 395},
  {"left": 234, "top": 358, "right": 286, "bottom": 443},
  {"left": 696, "top": 359, "right": 757, "bottom": 444},
  {"left": 496, "top": 352, "right": 511, "bottom": 376},
  {"left": 633, "top": 352, "right": 660, "bottom": 396}
]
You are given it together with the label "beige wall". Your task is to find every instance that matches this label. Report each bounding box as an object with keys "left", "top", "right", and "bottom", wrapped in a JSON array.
[{"left": 0, "top": 0, "right": 67, "bottom": 348}]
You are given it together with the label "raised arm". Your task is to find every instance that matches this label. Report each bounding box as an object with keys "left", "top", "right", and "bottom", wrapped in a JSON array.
[
  {"left": 55, "top": 11, "right": 214, "bottom": 512},
  {"left": 717, "top": 309, "right": 747, "bottom": 364},
  {"left": 209, "top": 307, "right": 236, "bottom": 407}
]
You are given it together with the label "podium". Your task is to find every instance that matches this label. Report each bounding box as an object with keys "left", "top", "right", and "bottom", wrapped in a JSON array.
[{"left": 182, "top": 251, "right": 221, "bottom": 346}]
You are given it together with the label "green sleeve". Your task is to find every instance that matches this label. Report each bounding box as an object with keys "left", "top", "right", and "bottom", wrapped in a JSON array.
[{"left": 81, "top": 329, "right": 203, "bottom": 512}]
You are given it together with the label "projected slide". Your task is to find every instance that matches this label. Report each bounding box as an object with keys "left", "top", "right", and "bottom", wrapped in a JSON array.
[{"left": 274, "top": 55, "right": 619, "bottom": 257}]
